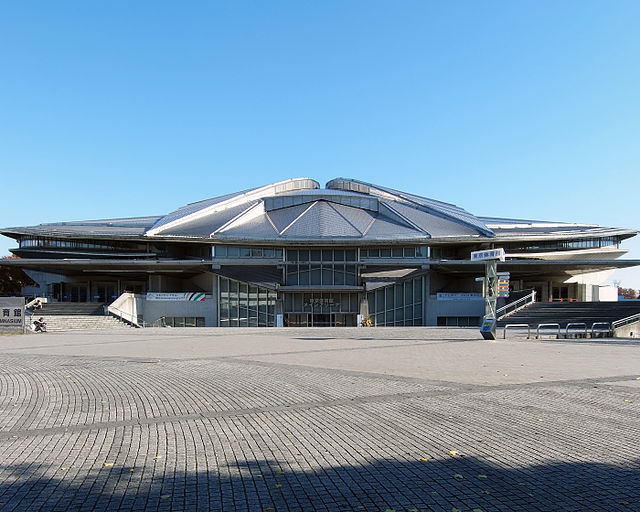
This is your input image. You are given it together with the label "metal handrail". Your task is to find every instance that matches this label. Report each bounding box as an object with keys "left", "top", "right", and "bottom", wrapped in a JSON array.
[
  {"left": 611, "top": 313, "right": 640, "bottom": 330},
  {"left": 143, "top": 316, "right": 167, "bottom": 328},
  {"left": 496, "top": 290, "right": 536, "bottom": 320},
  {"left": 108, "top": 305, "right": 142, "bottom": 327},
  {"left": 591, "top": 322, "right": 611, "bottom": 337},
  {"left": 536, "top": 323, "right": 560, "bottom": 339},
  {"left": 503, "top": 324, "right": 531, "bottom": 339},
  {"left": 565, "top": 322, "right": 587, "bottom": 338}
]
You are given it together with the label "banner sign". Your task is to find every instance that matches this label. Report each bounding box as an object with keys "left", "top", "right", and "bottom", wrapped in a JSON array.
[
  {"left": 0, "top": 297, "right": 25, "bottom": 333},
  {"left": 146, "top": 292, "right": 205, "bottom": 302},
  {"left": 436, "top": 293, "right": 482, "bottom": 301}
]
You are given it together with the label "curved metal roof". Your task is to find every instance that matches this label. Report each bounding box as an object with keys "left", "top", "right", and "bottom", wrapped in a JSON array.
[
  {"left": 143, "top": 177, "right": 494, "bottom": 242},
  {"left": 2, "top": 178, "right": 635, "bottom": 245}
]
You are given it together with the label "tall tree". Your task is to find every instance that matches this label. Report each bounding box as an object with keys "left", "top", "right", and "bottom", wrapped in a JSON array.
[{"left": 0, "top": 256, "right": 36, "bottom": 296}]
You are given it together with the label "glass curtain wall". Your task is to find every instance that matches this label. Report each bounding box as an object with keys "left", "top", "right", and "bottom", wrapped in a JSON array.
[
  {"left": 366, "top": 277, "right": 424, "bottom": 326},
  {"left": 219, "top": 277, "right": 277, "bottom": 327},
  {"left": 283, "top": 292, "right": 360, "bottom": 314},
  {"left": 285, "top": 249, "right": 357, "bottom": 286}
]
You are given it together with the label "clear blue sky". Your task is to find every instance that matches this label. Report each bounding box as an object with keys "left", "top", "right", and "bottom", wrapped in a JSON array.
[{"left": 1, "top": 1, "right": 639, "bottom": 288}]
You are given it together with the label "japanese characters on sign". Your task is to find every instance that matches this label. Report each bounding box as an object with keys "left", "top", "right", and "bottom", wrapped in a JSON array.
[
  {"left": 146, "top": 292, "right": 205, "bottom": 302},
  {"left": 0, "top": 297, "right": 25, "bottom": 333},
  {"left": 470, "top": 248, "right": 506, "bottom": 262},
  {"left": 303, "top": 298, "right": 335, "bottom": 308}
]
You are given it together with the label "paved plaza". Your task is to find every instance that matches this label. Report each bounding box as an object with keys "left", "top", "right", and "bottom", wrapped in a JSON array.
[{"left": 0, "top": 327, "right": 638, "bottom": 512}]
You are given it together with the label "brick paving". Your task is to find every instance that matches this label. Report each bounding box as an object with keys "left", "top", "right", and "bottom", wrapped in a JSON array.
[{"left": 0, "top": 327, "right": 638, "bottom": 511}]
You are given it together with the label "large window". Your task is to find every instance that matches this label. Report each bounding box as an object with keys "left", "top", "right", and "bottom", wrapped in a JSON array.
[
  {"left": 503, "top": 237, "right": 619, "bottom": 253},
  {"left": 285, "top": 249, "right": 357, "bottom": 286},
  {"left": 366, "top": 277, "right": 423, "bottom": 326},
  {"left": 213, "top": 246, "right": 283, "bottom": 259},
  {"left": 19, "top": 237, "right": 142, "bottom": 251},
  {"left": 361, "top": 246, "right": 428, "bottom": 259},
  {"left": 219, "top": 277, "right": 277, "bottom": 327},
  {"left": 284, "top": 292, "right": 359, "bottom": 313}
]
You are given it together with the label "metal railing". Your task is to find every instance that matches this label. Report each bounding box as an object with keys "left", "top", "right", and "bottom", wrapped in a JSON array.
[
  {"left": 611, "top": 313, "right": 640, "bottom": 330},
  {"left": 503, "top": 324, "right": 531, "bottom": 339},
  {"left": 143, "top": 316, "right": 167, "bottom": 328},
  {"left": 564, "top": 322, "right": 587, "bottom": 339},
  {"left": 108, "top": 305, "right": 142, "bottom": 327},
  {"left": 496, "top": 290, "right": 536, "bottom": 320},
  {"left": 591, "top": 322, "right": 611, "bottom": 338},
  {"left": 536, "top": 323, "right": 560, "bottom": 339}
]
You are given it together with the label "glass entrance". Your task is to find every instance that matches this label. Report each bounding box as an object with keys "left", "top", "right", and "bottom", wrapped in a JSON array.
[
  {"left": 93, "top": 283, "right": 118, "bottom": 304},
  {"left": 60, "top": 283, "right": 88, "bottom": 302},
  {"left": 284, "top": 312, "right": 357, "bottom": 327}
]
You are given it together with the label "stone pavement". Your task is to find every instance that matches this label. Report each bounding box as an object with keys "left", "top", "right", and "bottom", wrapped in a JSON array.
[{"left": 0, "top": 327, "right": 638, "bottom": 512}]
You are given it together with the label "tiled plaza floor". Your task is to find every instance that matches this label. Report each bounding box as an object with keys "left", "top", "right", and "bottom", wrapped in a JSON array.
[{"left": 0, "top": 328, "right": 638, "bottom": 511}]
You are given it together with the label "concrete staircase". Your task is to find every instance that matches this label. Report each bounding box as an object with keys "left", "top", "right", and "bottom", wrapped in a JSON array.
[
  {"left": 33, "top": 315, "right": 135, "bottom": 332},
  {"left": 39, "top": 302, "right": 106, "bottom": 316},
  {"left": 497, "top": 301, "right": 640, "bottom": 329},
  {"left": 29, "top": 302, "right": 135, "bottom": 331}
]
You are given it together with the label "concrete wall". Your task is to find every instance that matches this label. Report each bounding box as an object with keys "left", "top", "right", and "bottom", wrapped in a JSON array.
[
  {"left": 594, "top": 285, "right": 619, "bottom": 302},
  {"left": 143, "top": 274, "right": 219, "bottom": 326},
  {"left": 613, "top": 320, "right": 639, "bottom": 338},
  {"left": 143, "top": 294, "right": 216, "bottom": 326}
]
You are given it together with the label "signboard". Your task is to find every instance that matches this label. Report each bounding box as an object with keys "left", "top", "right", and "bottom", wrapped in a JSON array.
[
  {"left": 0, "top": 297, "right": 25, "bottom": 334},
  {"left": 146, "top": 292, "right": 205, "bottom": 302},
  {"left": 303, "top": 298, "right": 335, "bottom": 308},
  {"left": 471, "top": 248, "right": 505, "bottom": 262},
  {"left": 436, "top": 293, "right": 483, "bottom": 301},
  {"left": 480, "top": 317, "right": 497, "bottom": 340},
  {"left": 497, "top": 272, "right": 510, "bottom": 298}
]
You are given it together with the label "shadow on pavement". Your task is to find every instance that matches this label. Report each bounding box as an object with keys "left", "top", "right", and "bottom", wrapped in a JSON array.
[{"left": 1, "top": 454, "right": 638, "bottom": 511}]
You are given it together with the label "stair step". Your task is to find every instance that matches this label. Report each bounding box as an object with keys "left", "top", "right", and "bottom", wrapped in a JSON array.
[
  {"left": 29, "top": 315, "right": 135, "bottom": 331},
  {"left": 498, "top": 302, "right": 640, "bottom": 328}
]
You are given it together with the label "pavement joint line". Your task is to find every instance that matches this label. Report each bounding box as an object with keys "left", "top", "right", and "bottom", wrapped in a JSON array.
[
  {"left": 2, "top": 371, "right": 636, "bottom": 441},
  {"left": 2, "top": 348, "right": 638, "bottom": 391},
  {"left": 217, "top": 355, "right": 640, "bottom": 391}
]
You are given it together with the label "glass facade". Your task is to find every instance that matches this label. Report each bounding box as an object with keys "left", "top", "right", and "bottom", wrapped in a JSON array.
[
  {"left": 164, "top": 317, "right": 206, "bottom": 327},
  {"left": 219, "top": 277, "right": 277, "bottom": 327},
  {"left": 503, "top": 237, "right": 620, "bottom": 253},
  {"left": 19, "top": 237, "right": 143, "bottom": 251},
  {"left": 285, "top": 249, "right": 358, "bottom": 286},
  {"left": 361, "top": 246, "right": 428, "bottom": 259},
  {"left": 366, "top": 277, "right": 424, "bottom": 326},
  {"left": 284, "top": 292, "right": 360, "bottom": 313},
  {"left": 213, "top": 246, "right": 283, "bottom": 259}
]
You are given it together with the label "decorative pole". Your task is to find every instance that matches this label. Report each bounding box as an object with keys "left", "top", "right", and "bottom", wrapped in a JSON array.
[{"left": 471, "top": 248, "right": 505, "bottom": 340}]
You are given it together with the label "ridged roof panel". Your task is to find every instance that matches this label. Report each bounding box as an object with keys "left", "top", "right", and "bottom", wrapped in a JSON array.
[
  {"left": 281, "top": 202, "right": 363, "bottom": 238},
  {"left": 327, "top": 177, "right": 494, "bottom": 237}
]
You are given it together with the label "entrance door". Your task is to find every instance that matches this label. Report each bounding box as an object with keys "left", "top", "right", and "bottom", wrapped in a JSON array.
[
  {"left": 334, "top": 313, "right": 357, "bottom": 326},
  {"left": 285, "top": 313, "right": 310, "bottom": 327},
  {"left": 311, "top": 314, "right": 332, "bottom": 327},
  {"left": 94, "top": 283, "right": 118, "bottom": 304},
  {"left": 552, "top": 286, "right": 569, "bottom": 301},
  {"left": 285, "top": 312, "right": 358, "bottom": 326},
  {"left": 61, "top": 283, "right": 88, "bottom": 302}
]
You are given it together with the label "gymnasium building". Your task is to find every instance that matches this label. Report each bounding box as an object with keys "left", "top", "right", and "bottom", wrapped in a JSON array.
[{"left": 1, "top": 178, "right": 638, "bottom": 327}]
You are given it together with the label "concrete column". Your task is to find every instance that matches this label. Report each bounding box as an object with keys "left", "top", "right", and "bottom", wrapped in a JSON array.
[
  {"left": 359, "top": 297, "right": 369, "bottom": 318},
  {"left": 424, "top": 273, "right": 437, "bottom": 326},
  {"left": 210, "top": 274, "right": 219, "bottom": 327},
  {"left": 148, "top": 275, "right": 165, "bottom": 292}
]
